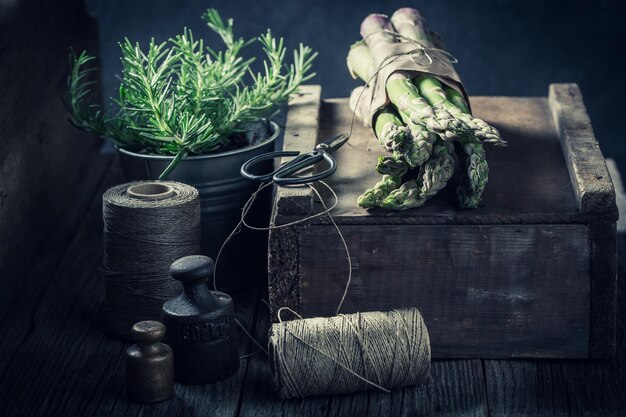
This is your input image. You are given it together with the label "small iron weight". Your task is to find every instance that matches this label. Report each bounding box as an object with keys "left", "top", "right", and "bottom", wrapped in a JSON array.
[{"left": 125, "top": 320, "right": 174, "bottom": 403}]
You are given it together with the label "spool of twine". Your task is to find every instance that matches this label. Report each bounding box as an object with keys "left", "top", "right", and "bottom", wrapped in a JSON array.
[
  {"left": 102, "top": 181, "right": 201, "bottom": 339},
  {"left": 268, "top": 308, "right": 431, "bottom": 399}
]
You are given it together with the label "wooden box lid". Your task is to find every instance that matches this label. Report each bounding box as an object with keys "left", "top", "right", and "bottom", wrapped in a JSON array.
[{"left": 275, "top": 84, "right": 617, "bottom": 224}]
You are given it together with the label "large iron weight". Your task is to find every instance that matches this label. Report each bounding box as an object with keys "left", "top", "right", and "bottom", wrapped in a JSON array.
[{"left": 162, "top": 255, "right": 240, "bottom": 384}]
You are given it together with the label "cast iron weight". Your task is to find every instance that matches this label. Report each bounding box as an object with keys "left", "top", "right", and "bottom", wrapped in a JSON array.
[
  {"left": 161, "top": 255, "right": 239, "bottom": 384},
  {"left": 126, "top": 320, "right": 174, "bottom": 403}
]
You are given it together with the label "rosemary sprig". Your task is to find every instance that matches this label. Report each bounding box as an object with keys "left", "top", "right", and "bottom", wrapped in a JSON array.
[{"left": 68, "top": 8, "right": 317, "bottom": 178}]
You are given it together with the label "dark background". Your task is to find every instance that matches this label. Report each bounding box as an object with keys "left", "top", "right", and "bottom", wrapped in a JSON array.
[{"left": 85, "top": 0, "right": 626, "bottom": 170}]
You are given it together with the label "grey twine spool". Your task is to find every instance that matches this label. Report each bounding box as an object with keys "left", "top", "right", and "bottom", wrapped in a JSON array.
[
  {"left": 268, "top": 308, "right": 431, "bottom": 399},
  {"left": 102, "top": 181, "right": 201, "bottom": 339}
]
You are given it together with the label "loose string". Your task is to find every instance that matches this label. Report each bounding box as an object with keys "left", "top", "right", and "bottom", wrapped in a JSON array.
[
  {"left": 361, "top": 29, "right": 458, "bottom": 65},
  {"left": 213, "top": 178, "right": 354, "bottom": 363},
  {"left": 214, "top": 180, "right": 351, "bottom": 315}
]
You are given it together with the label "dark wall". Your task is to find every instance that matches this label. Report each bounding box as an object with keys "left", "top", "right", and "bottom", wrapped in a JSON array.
[
  {"left": 86, "top": 0, "right": 626, "bottom": 170},
  {"left": 0, "top": 0, "right": 101, "bottom": 309}
]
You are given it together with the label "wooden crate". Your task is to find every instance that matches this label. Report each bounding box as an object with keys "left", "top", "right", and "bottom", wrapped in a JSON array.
[{"left": 268, "top": 84, "right": 618, "bottom": 359}]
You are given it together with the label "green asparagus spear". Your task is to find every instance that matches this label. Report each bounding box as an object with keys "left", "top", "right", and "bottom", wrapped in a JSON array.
[
  {"left": 391, "top": 7, "right": 505, "bottom": 146},
  {"left": 379, "top": 180, "right": 423, "bottom": 210},
  {"left": 386, "top": 74, "right": 464, "bottom": 140},
  {"left": 398, "top": 110, "right": 436, "bottom": 167},
  {"left": 417, "top": 76, "right": 504, "bottom": 145},
  {"left": 440, "top": 83, "right": 490, "bottom": 208},
  {"left": 357, "top": 175, "right": 402, "bottom": 208},
  {"left": 375, "top": 153, "right": 409, "bottom": 176},
  {"left": 444, "top": 86, "right": 470, "bottom": 114},
  {"left": 374, "top": 107, "right": 409, "bottom": 152},
  {"left": 360, "top": 14, "right": 465, "bottom": 141},
  {"left": 456, "top": 141, "right": 489, "bottom": 208},
  {"left": 347, "top": 40, "right": 376, "bottom": 82},
  {"left": 390, "top": 8, "right": 431, "bottom": 46},
  {"left": 350, "top": 81, "right": 435, "bottom": 167},
  {"left": 421, "top": 140, "right": 456, "bottom": 199},
  {"left": 360, "top": 14, "right": 398, "bottom": 68},
  {"left": 381, "top": 139, "right": 455, "bottom": 210},
  {"left": 346, "top": 36, "right": 436, "bottom": 165}
]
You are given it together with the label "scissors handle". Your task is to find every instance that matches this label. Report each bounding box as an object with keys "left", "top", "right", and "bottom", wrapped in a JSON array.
[
  {"left": 240, "top": 151, "right": 300, "bottom": 182},
  {"left": 240, "top": 150, "right": 337, "bottom": 185},
  {"left": 273, "top": 151, "right": 337, "bottom": 185}
]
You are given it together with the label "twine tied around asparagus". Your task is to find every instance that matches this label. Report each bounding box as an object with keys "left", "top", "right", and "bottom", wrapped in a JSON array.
[
  {"left": 347, "top": 30, "right": 459, "bottom": 145},
  {"left": 363, "top": 29, "right": 458, "bottom": 67}
]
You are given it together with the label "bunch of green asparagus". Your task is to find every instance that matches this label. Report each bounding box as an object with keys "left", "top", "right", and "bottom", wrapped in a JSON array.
[{"left": 348, "top": 8, "right": 505, "bottom": 210}]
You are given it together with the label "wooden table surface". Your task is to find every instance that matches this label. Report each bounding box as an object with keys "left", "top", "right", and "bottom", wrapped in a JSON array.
[{"left": 1, "top": 154, "right": 625, "bottom": 417}]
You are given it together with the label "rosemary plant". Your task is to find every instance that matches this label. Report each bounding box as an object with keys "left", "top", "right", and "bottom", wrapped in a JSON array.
[{"left": 68, "top": 9, "right": 317, "bottom": 178}]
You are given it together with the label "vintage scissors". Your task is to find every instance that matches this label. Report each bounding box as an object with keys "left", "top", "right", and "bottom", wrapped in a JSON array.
[{"left": 240, "top": 133, "right": 349, "bottom": 185}]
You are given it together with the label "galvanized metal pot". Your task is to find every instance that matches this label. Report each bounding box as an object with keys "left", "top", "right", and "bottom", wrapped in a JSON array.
[{"left": 117, "top": 122, "right": 280, "bottom": 291}]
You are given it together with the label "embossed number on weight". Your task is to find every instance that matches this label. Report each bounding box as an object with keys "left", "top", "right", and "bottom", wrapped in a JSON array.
[{"left": 180, "top": 316, "right": 228, "bottom": 345}]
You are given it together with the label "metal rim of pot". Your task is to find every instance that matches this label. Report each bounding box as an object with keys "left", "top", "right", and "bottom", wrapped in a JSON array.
[
  {"left": 115, "top": 121, "right": 281, "bottom": 161},
  {"left": 114, "top": 121, "right": 282, "bottom": 291}
]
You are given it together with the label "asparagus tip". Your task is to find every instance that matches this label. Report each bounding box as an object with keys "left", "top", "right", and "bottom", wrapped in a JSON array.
[
  {"left": 360, "top": 13, "right": 392, "bottom": 39},
  {"left": 391, "top": 7, "right": 424, "bottom": 22}
]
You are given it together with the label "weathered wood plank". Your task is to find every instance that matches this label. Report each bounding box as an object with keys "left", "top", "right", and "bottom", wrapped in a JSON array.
[
  {"left": 322, "top": 384, "right": 433, "bottom": 417},
  {"left": 273, "top": 212, "right": 592, "bottom": 226},
  {"left": 588, "top": 218, "right": 617, "bottom": 357},
  {"left": 430, "top": 360, "right": 488, "bottom": 417},
  {"left": 298, "top": 224, "right": 590, "bottom": 358},
  {"left": 549, "top": 84, "right": 617, "bottom": 216},
  {"left": 606, "top": 159, "right": 626, "bottom": 233},
  {"left": 549, "top": 84, "right": 618, "bottom": 358},
  {"left": 0, "top": 0, "right": 102, "bottom": 312},
  {"left": 0, "top": 158, "right": 124, "bottom": 417},
  {"left": 272, "top": 85, "right": 321, "bottom": 217},
  {"left": 0, "top": 154, "right": 115, "bottom": 379},
  {"left": 483, "top": 360, "right": 570, "bottom": 417},
  {"left": 267, "top": 85, "right": 322, "bottom": 320},
  {"left": 267, "top": 223, "right": 308, "bottom": 322},
  {"left": 557, "top": 233, "right": 626, "bottom": 416}
]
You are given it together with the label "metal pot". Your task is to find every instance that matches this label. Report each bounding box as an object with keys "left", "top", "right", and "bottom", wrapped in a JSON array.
[{"left": 117, "top": 122, "right": 280, "bottom": 291}]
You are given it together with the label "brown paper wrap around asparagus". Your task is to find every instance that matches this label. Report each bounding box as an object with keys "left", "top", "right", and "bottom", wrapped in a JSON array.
[
  {"left": 356, "top": 42, "right": 470, "bottom": 125},
  {"left": 347, "top": 8, "right": 505, "bottom": 211}
]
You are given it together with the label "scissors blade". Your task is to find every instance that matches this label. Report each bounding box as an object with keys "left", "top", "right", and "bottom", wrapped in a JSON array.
[{"left": 316, "top": 133, "right": 349, "bottom": 154}]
